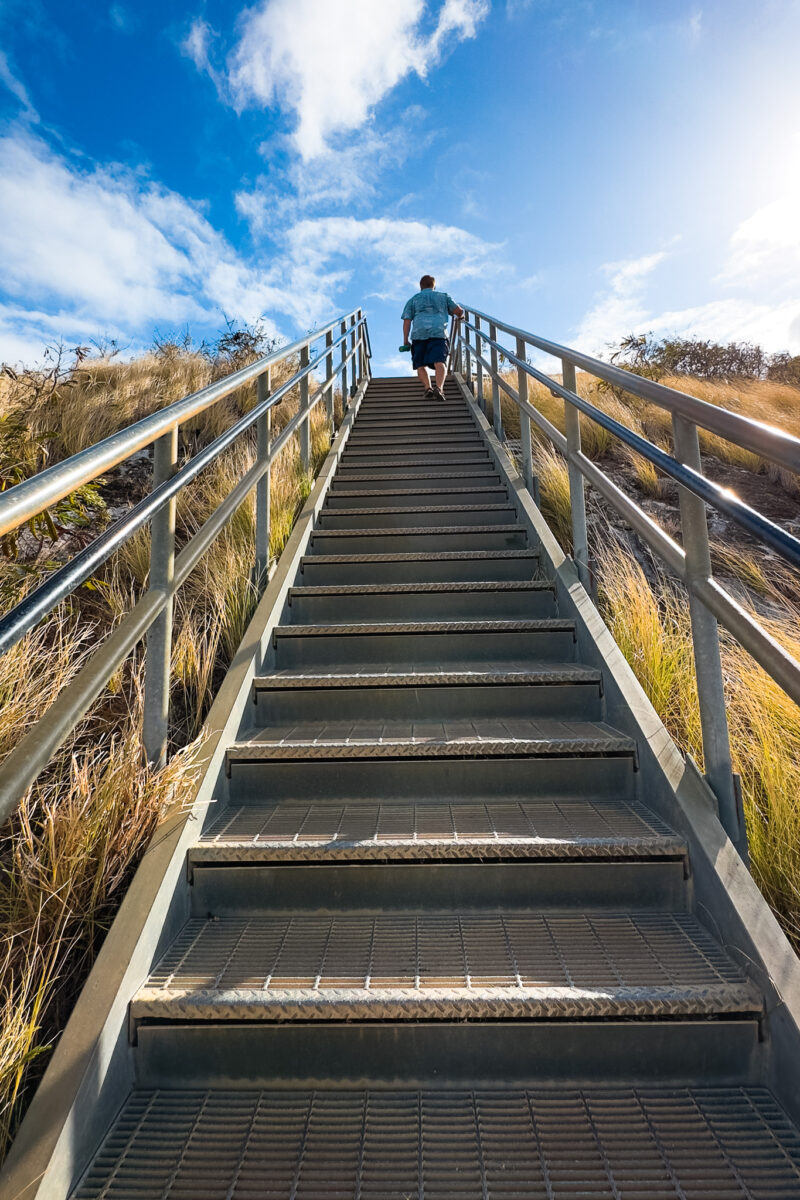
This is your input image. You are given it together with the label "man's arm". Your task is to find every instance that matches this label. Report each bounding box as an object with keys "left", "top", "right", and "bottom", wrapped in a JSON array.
[
  {"left": 446, "top": 295, "right": 465, "bottom": 319},
  {"left": 403, "top": 318, "right": 412, "bottom": 344}
]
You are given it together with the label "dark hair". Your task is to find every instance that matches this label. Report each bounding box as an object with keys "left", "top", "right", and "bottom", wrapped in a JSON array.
[{"left": 419, "top": 274, "right": 435, "bottom": 289}]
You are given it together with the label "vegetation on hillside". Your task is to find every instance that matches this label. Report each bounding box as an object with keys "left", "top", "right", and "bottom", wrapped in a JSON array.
[{"left": 0, "top": 328, "right": 343, "bottom": 1161}]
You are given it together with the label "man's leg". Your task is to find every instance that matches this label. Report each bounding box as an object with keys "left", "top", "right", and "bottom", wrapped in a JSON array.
[
  {"left": 416, "top": 366, "right": 430, "bottom": 392},
  {"left": 434, "top": 361, "right": 446, "bottom": 390}
]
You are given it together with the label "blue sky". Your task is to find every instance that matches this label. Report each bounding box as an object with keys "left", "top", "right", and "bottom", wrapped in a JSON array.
[{"left": 1, "top": 0, "right": 799, "bottom": 373}]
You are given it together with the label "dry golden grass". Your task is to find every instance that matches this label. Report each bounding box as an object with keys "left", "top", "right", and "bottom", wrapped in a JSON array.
[
  {"left": 0, "top": 347, "right": 341, "bottom": 1161},
  {"left": 595, "top": 539, "right": 800, "bottom": 946}
]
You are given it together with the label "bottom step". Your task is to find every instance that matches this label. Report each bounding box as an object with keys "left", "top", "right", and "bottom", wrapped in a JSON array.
[{"left": 73, "top": 1086, "right": 800, "bottom": 1198}]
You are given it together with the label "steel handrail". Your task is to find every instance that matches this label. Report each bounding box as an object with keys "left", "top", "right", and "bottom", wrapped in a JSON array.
[
  {"left": 0, "top": 323, "right": 363, "bottom": 655},
  {"left": 463, "top": 321, "right": 800, "bottom": 572},
  {"left": 0, "top": 311, "right": 354, "bottom": 540},
  {"left": 0, "top": 307, "right": 369, "bottom": 819},
  {"left": 467, "top": 304, "right": 800, "bottom": 474},
  {"left": 456, "top": 304, "right": 800, "bottom": 861}
]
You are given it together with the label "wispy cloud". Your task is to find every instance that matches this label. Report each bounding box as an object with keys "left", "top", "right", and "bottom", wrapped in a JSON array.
[
  {"left": 574, "top": 251, "right": 670, "bottom": 354},
  {"left": 0, "top": 50, "right": 38, "bottom": 121},
  {"left": 195, "top": 0, "right": 488, "bottom": 159},
  {"left": 109, "top": 4, "right": 138, "bottom": 34}
]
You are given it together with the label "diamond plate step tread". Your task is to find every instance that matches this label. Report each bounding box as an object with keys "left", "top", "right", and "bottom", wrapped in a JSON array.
[
  {"left": 289, "top": 581, "right": 554, "bottom": 598},
  {"left": 273, "top": 620, "right": 573, "bottom": 637},
  {"left": 302, "top": 550, "right": 539, "bottom": 565},
  {"left": 253, "top": 663, "right": 600, "bottom": 689},
  {"left": 330, "top": 470, "right": 501, "bottom": 481},
  {"left": 192, "top": 796, "right": 685, "bottom": 863},
  {"left": 227, "top": 718, "right": 635, "bottom": 761},
  {"left": 311, "top": 525, "right": 524, "bottom": 538},
  {"left": 132, "top": 912, "right": 761, "bottom": 1022},
  {"left": 71, "top": 1086, "right": 800, "bottom": 1200},
  {"left": 327, "top": 486, "right": 508, "bottom": 497},
  {"left": 319, "top": 504, "right": 517, "bottom": 516}
]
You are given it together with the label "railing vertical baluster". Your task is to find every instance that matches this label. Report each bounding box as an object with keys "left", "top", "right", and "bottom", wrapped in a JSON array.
[
  {"left": 255, "top": 368, "right": 272, "bottom": 584},
  {"left": 357, "top": 309, "right": 365, "bottom": 385},
  {"left": 475, "top": 315, "right": 484, "bottom": 412},
  {"left": 562, "top": 359, "right": 590, "bottom": 589},
  {"left": 672, "top": 413, "right": 745, "bottom": 857},
  {"left": 143, "top": 425, "right": 178, "bottom": 767},
  {"left": 340, "top": 319, "right": 348, "bottom": 411},
  {"left": 349, "top": 314, "right": 357, "bottom": 396},
  {"left": 516, "top": 337, "right": 534, "bottom": 495},
  {"left": 464, "top": 311, "right": 473, "bottom": 388},
  {"left": 489, "top": 322, "right": 502, "bottom": 440},
  {"left": 299, "top": 344, "right": 311, "bottom": 470},
  {"left": 325, "top": 332, "right": 334, "bottom": 433}
]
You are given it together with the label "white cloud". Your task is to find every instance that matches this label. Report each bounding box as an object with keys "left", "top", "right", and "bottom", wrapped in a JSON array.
[
  {"left": 574, "top": 251, "right": 669, "bottom": 354},
  {"left": 225, "top": 0, "right": 488, "bottom": 158},
  {"left": 0, "top": 130, "right": 287, "bottom": 364},
  {"left": 181, "top": 18, "right": 226, "bottom": 98},
  {"left": 284, "top": 215, "right": 502, "bottom": 303},
  {"left": 0, "top": 50, "right": 38, "bottom": 121},
  {"left": 109, "top": 4, "right": 138, "bottom": 34}
]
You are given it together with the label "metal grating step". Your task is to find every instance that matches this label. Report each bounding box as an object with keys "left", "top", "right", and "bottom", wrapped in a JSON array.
[
  {"left": 254, "top": 663, "right": 599, "bottom": 688},
  {"left": 288, "top": 581, "right": 552, "bottom": 599},
  {"left": 70, "top": 1086, "right": 800, "bottom": 1199},
  {"left": 193, "top": 796, "right": 684, "bottom": 864},
  {"left": 132, "top": 912, "right": 760, "bottom": 1022},
  {"left": 227, "top": 717, "right": 634, "bottom": 763}
]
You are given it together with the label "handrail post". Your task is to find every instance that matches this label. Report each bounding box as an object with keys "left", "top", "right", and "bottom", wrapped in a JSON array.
[
  {"left": 464, "top": 311, "right": 473, "bottom": 389},
  {"left": 325, "top": 332, "right": 334, "bottom": 432},
  {"left": 672, "top": 413, "right": 745, "bottom": 858},
  {"left": 475, "top": 315, "right": 484, "bottom": 412},
  {"left": 562, "top": 359, "right": 590, "bottom": 589},
  {"left": 349, "top": 314, "right": 357, "bottom": 396},
  {"left": 255, "top": 368, "right": 272, "bottom": 584},
  {"left": 143, "top": 425, "right": 178, "bottom": 767},
  {"left": 340, "top": 319, "right": 348, "bottom": 411},
  {"left": 490, "top": 322, "right": 502, "bottom": 440},
  {"left": 516, "top": 336, "right": 534, "bottom": 495},
  {"left": 299, "top": 344, "right": 310, "bottom": 470},
  {"left": 356, "top": 309, "right": 365, "bottom": 385}
]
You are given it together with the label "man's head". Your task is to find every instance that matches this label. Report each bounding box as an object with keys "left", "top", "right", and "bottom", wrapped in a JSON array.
[{"left": 419, "top": 274, "right": 435, "bottom": 290}]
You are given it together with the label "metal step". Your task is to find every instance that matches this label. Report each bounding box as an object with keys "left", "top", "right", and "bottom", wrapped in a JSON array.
[
  {"left": 317, "top": 504, "right": 518, "bottom": 529},
  {"left": 308, "top": 525, "right": 528, "bottom": 554},
  {"left": 330, "top": 469, "right": 503, "bottom": 489},
  {"left": 270, "top": 620, "right": 576, "bottom": 667},
  {"left": 324, "top": 486, "right": 510, "bottom": 507},
  {"left": 131, "top": 911, "right": 760, "bottom": 1028},
  {"left": 250, "top": 663, "right": 601, "bottom": 721},
  {"left": 228, "top": 716, "right": 631, "bottom": 762},
  {"left": 72, "top": 1086, "right": 800, "bottom": 1198},
  {"left": 286, "top": 580, "right": 556, "bottom": 621},
  {"left": 298, "top": 550, "right": 540, "bottom": 584},
  {"left": 195, "top": 795, "right": 682, "bottom": 866},
  {"left": 337, "top": 455, "right": 491, "bottom": 471}
]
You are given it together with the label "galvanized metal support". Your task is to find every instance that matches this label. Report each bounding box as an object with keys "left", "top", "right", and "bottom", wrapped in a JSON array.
[
  {"left": 325, "top": 332, "right": 334, "bottom": 432},
  {"left": 562, "top": 359, "right": 590, "bottom": 589},
  {"left": 299, "top": 345, "right": 310, "bottom": 470},
  {"left": 464, "top": 311, "right": 473, "bottom": 388},
  {"left": 357, "top": 309, "right": 365, "bottom": 385},
  {"left": 255, "top": 369, "right": 271, "bottom": 585},
  {"left": 516, "top": 337, "right": 534, "bottom": 495},
  {"left": 340, "top": 319, "right": 348, "bottom": 411},
  {"left": 143, "top": 425, "right": 178, "bottom": 767},
  {"left": 475, "top": 315, "right": 485, "bottom": 412},
  {"left": 490, "top": 322, "right": 502, "bottom": 440},
  {"left": 349, "top": 314, "right": 357, "bottom": 396},
  {"left": 672, "top": 413, "right": 745, "bottom": 858}
]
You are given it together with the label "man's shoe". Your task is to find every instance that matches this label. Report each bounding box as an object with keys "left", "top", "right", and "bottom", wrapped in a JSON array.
[
  {"left": 433, "top": 385, "right": 445, "bottom": 401},
  {"left": 424, "top": 388, "right": 436, "bottom": 399}
]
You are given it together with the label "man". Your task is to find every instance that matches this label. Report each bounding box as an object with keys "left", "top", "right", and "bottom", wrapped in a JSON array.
[{"left": 402, "top": 275, "right": 464, "bottom": 400}]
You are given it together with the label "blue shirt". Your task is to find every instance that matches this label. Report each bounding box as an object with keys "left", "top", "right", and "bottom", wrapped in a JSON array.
[{"left": 402, "top": 288, "right": 458, "bottom": 340}]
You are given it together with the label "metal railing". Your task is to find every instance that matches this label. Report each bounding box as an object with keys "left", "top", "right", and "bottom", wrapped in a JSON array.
[
  {"left": 455, "top": 306, "right": 800, "bottom": 860},
  {"left": 0, "top": 308, "right": 371, "bottom": 823}
]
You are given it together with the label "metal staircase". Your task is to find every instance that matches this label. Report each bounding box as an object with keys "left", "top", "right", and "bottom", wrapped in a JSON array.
[
  {"left": 24, "top": 374, "right": 799, "bottom": 1197},
  {"left": 4, "top": 324, "right": 800, "bottom": 1196}
]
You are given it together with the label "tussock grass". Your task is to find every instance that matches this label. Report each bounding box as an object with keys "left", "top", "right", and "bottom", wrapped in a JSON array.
[
  {"left": 0, "top": 346, "right": 341, "bottom": 1161},
  {"left": 594, "top": 538, "right": 800, "bottom": 946}
]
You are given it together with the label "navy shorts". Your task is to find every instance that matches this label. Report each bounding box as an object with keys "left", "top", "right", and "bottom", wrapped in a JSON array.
[{"left": 411, "top": 337, "right": 449, "bottom": 369}]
